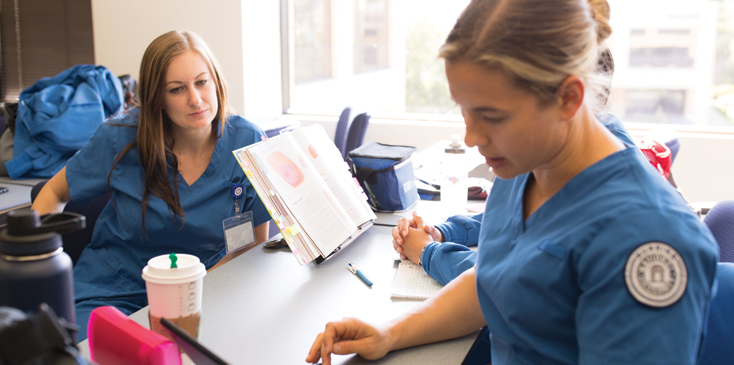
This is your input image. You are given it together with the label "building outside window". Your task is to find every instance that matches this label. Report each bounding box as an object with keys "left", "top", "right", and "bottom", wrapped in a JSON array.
[
  {"left": 606, "top": 0, "right": 733, "bottom": 127},
  {"left": 286, "top": 0, "right": 734, "bottom": 129},
  {"left": 353, "top": 0, "right": 390, "bottom": 73},
  {"left": 293, "top": 0, "right": 332, "bottom": 83}
]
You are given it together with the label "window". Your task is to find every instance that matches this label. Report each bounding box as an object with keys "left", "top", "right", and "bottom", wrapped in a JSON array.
[
  {"left": 605, "top": 0, "right": 733, "bottom": 127},
  {"left": 286, "top": 0, "right": 468, "bottom": 116},
  {"left": 293, "top": 0, "right": 332, "bottom": 83},
  {"left": 629, "top": 47, "right": 694, "bottom": 68},
  {"left": 285, "top": 0, "right": 734, "bottom": 128},
  {"left": 354, "top": 0, "right": 390, "bottom": 73}
]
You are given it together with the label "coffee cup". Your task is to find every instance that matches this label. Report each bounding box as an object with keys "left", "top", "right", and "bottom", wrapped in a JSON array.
[{"left": 142, "top": 253, "right": 206, "bottom": 340}]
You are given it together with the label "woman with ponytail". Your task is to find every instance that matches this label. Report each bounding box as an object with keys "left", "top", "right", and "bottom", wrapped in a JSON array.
[
  {"left": 32, "top": 30, "right": 271, "bottom": 341},
  {"left": 307, "top": 1, "right": 717, "bottom": 364}
]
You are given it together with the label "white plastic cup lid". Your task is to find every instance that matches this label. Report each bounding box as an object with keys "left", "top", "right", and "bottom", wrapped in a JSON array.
[{"left": 141, "top": 253, "right": 206, "bottom": 284}]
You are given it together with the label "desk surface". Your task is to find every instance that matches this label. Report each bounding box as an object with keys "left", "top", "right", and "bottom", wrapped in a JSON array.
[
  {"left": 78, "top": 225, "right": 476, "bottom": 364},
  {"left": 0, "top": 177, "right": 45, "bottom": 187},
  {"left": 0, "top": 182, "right": 32, "bottom": 214},
  {"left": 374, "top": 199, "right": 485, "bottom": 227}
]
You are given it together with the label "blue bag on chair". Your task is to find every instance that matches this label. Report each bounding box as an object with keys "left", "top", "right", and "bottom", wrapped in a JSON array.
[{"left": 349, "top": 142, "right": 419, "bottom": 212}]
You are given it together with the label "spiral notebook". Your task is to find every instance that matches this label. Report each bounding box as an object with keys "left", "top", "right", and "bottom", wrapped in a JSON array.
[{"left": 391, "top": 260, "right": 444, "bottom": 300}]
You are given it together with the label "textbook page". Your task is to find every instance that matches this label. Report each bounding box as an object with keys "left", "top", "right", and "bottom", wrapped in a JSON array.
[
  {"left": 234, "top": 148, "right": 319, "bottom": 265},
  {"left": 246, "top": 133, "right": 357, "bottom": 256},
  {"left": 391, "top": 260, "right": 444, "bottom": 300},
  {"left": 290, "top": 125, "right": 376, "bottom": 226}
]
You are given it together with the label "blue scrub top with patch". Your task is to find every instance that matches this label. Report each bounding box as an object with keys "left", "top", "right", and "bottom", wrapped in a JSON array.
[
  {"left": 66, "top": 109, "right": 269, "bottom": 334},
  {"left": 476, "top": 121, "right": 718, "bottom": 364}
]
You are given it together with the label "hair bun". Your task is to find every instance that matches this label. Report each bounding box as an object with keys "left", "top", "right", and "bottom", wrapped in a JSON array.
[{"left": 588, "top": 0, "right": 612, "bottom": 44}]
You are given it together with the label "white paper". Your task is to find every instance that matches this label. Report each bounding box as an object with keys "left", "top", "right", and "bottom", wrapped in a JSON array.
[
  {"left": 290, "top": 125, "right": 376, "bottom": 226},
  {"left": 391, "top": 260, "right": 444, "bottom": 300}
]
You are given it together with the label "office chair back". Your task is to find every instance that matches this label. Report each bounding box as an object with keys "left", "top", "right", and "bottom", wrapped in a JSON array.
[
  {"left": 664, "top": 137, "right": 680, "bottom": 163},
  {"left": 704, "top": 200, "right": 734, "bottom": 263},
  {"left": 334, "top": 107, "right": 352, "bottom": 159},
  {"left": 699, "top": 262, "right": 734, "bottom": 365},
  {"left": 30, "top": 180, "right": 109, "bottom": 266},
  {"left": 345, "top": 112, "right": 370, "bottom": 158}
]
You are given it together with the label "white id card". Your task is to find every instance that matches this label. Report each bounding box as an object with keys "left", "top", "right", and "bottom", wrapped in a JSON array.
[{"left": 223, "top": 211, "right": 255, "bottom": 254}]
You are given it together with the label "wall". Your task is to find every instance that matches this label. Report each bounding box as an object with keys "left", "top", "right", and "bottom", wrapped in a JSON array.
[{"left": 90, "top": 0, "right": 282, "bottom": 121}]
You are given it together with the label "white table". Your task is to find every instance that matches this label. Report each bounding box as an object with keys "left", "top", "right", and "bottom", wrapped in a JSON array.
[
  {"left": 78, "top": 225, "right": 477, "bottom": 364},
  {"left": 0, "top": 182, "right": 34, "bottom": 227}
]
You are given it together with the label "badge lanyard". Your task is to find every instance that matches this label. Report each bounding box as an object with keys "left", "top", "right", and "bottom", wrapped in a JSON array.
[
  {"left": 223, "top": 183, "right": 255, "bottom": 254},
  {"left": 231, "top": 184, "right": 243, "bottom": 213}
]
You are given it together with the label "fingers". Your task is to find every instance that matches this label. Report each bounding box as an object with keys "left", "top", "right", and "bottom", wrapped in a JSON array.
[
  {"left": 306, "top": 333, "right": 324, "bottom": 363},
  {"left": 391, "top": 226, "right": 402, "bottom": 246},
  {"left": 392, "top": 238, "right": 404, "bottom": 256},
  {"left": 424, "top": 225, "right": 442, "bottom": 242},
  {"left": 307, "top": 319, "right": 392, "bottom": 364},
  {"left": 412, "top": 211, "right": 425, "bottom": 229},
  {"left": 330, "top": 337, "right": 372, "bottom": 357},
  {"left": 397, "top": 218, "right": 411, "bottom": 237}
]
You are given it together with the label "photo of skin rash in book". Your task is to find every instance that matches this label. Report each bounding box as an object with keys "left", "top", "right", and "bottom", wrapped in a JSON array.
[{"left": 267, "top": 151, "right": 305, "bottom": 188}]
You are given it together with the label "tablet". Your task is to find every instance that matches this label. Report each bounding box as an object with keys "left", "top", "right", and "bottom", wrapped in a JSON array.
[
  {"left": 160, "top": 317, "right": 229, "bottom": 365},
  {"left": 461, "top": 326, "right": 491, "bottom": 365}
]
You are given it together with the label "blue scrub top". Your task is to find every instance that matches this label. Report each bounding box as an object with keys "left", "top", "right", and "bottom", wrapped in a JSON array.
[
  {"left": 66, "top": 109, "right": 270, "bottom": 303},
  {"left": 476, "top": 120, "right": 718, "bottom": 364}
]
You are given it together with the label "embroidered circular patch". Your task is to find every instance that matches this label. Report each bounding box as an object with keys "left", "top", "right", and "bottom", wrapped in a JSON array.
[{"left": 624, "top": 242, "right": 687, "bottom": 308}]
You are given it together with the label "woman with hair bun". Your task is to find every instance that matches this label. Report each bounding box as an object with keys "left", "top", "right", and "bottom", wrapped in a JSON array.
[
  {"left": 32, "top": 30, "right": 271, "bottom": 341},
  {"left": 307, "top": 0, "right": 717, "bottom": 364}
]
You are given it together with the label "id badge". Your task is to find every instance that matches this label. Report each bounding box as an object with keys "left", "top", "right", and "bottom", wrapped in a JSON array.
[{"left": 223, "top": 211, "right": 255, "bottom": 254}]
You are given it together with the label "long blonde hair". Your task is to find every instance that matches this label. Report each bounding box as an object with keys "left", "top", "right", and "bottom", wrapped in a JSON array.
[
  {"left": 110, "top": 30, "right": 230, "bottom": 236},
  {"left": 440, "top": 0, "right": 612, "bottom": 108}
]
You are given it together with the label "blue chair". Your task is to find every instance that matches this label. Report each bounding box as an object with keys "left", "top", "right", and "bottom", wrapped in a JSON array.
[
  {"left": 335, "top": 107, "right": 370, "bottom": 160},
  {"left": 262, "top": 117, "right": 300, "bottom": 139},
  {"left": 700, "top": 262, "right": 734, "bottom": 365},
  {"left": 698, "top": 200, "right": 734, "bottom": 364},
  {"left": 704, "top": 200, "right": 734, "bottom": 263},
  {"left": 30, "top": 181, "right": 108, "bottom": 266},
  {"left": 334, "top": 107, "right": 353, "bottom": 159},
  {"left": 665, "top": 137, "right": 680, "bottom": 164},
  {"left": 345, "top": 112, "right": 370, "bottom": 158}
]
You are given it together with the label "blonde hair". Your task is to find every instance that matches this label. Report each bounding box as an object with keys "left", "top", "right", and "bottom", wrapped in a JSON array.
[
  {"left": 111, "top": 30, "right": 231, "bottom": 237},
  {"left": 440, "top": 0, "right": 612, "bottom": 108}
]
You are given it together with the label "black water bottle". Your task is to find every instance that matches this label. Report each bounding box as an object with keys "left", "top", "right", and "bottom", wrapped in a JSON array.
[{"left": 0, "top": 210, "right": 84, "bottom": 326}]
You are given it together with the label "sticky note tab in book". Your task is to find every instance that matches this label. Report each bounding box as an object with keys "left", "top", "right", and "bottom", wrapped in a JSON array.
[
  {"left": 391, "top": 260, "right": 444, "bottom": 301},
  {"left": 286, "top": 225, "right": 300, "bottom": 235}
]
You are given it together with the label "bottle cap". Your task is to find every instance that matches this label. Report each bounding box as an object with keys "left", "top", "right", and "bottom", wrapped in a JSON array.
[
  {"left": 0, "top": 210, "right": 65, "bottom": 256},
  {"left": 141, "top": 253, "right": 206, "bottom": 284},
  {"left": 445, "top": 134, "right": 466, "bottom": 154}
]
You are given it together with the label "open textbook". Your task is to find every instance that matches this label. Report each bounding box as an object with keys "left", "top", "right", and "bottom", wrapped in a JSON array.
[{"left": 233, "top": 125, "right": 376, "bottom": 265}]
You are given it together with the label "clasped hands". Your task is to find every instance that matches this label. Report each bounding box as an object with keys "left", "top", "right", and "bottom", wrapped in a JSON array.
[{"left": 392, "top": 211, "right": 444, "bottom": 264}]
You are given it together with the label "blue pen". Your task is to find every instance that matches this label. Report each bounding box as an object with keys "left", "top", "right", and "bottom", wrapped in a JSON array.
[{"left": 348, "top": 262, "right": 373, "bottom": 287}]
